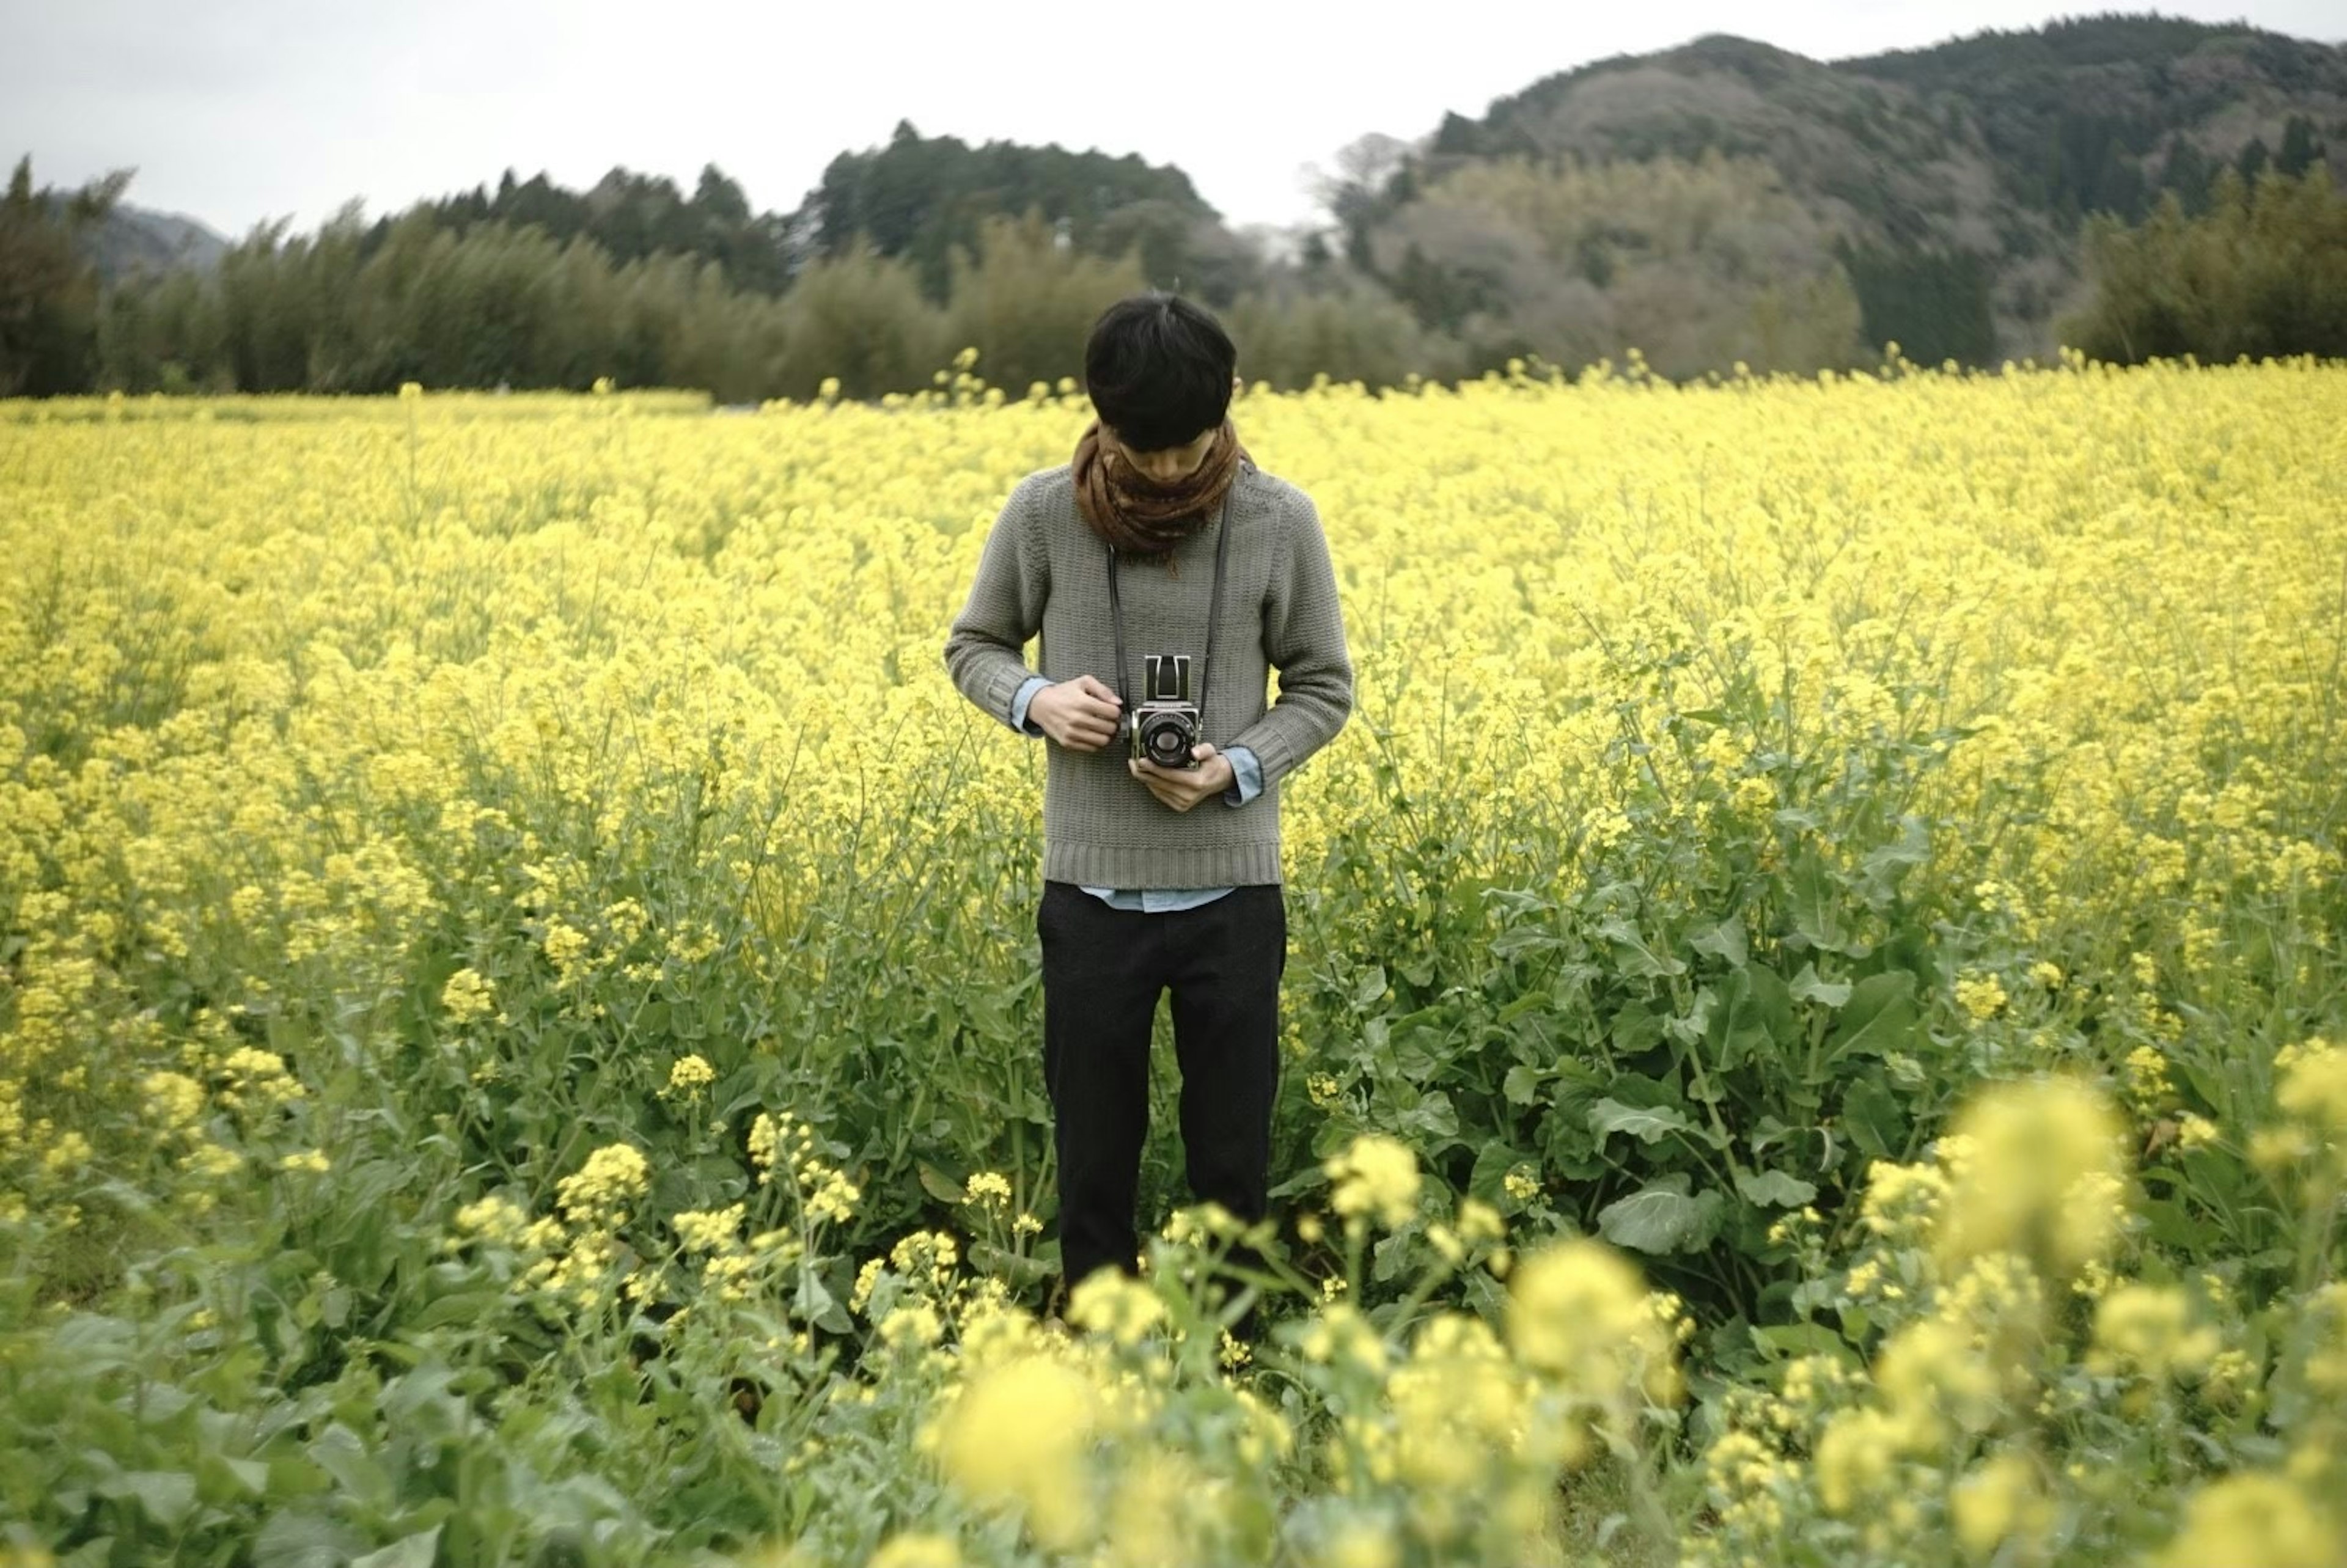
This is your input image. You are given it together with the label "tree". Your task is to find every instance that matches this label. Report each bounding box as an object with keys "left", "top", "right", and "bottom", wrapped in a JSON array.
[
  {"left": 2064, "top": 164, "right": 2347, "bottom": 364},
  {"left": 0, "top": 155, "right": 130, "bottom": 395}
]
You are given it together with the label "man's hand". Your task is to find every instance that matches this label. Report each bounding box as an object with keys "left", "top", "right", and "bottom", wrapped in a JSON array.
[
  {"left": 1131, "top": 742, "right": 1235, "bottom": 812},
  {"left": 1030, "top": 675, "right": 1122, "bottom": 751}
]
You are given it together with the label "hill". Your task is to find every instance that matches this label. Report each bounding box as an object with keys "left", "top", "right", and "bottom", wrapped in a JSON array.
[
  {"left": 1357, "top": 13, "right": 2345, "bottom": 366},
  {"left": 88, "top": 203, "right": 230, "bottom": 282}
]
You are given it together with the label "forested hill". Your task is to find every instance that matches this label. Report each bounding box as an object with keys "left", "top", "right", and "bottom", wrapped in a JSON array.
[{"left": 1362, "top": 15, "right": 2343, "bottom": 366}]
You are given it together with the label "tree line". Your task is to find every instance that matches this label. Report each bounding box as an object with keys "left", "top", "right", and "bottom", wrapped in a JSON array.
[{"left": 2, "top": 144, "right": 2341, "bottom": 404}]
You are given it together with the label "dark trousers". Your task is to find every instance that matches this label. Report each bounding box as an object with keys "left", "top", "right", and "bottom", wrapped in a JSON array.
[{"left": 1037, "top": 879, "right": 1286, "bottom": 1292}]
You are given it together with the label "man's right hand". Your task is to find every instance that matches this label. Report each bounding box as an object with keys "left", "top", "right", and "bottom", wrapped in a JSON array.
[{"left": 1029, "top": 675, "right": 1122, "bottom": 752}]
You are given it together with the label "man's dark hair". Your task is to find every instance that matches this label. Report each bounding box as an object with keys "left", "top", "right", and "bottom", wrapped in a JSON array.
[{"left": 1083, "top": 293, "right": 1236, "bottom": 453}]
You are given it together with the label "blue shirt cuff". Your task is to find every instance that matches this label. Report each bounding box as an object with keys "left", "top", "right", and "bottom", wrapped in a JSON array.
[
  {"left": 1009, "top": 675, "right": 1049, "bottom": 736},
  {"left": 1223, "top": 745, "right": 1262, "bottom": 806}
]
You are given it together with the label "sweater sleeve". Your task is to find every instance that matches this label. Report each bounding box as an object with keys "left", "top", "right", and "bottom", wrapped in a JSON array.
[
  {"left": 944, "top": 478, "right": 1052, "bottom": 728},
  {"left": 1224, "top": 487, "right": 1353, "bottom": 789}
]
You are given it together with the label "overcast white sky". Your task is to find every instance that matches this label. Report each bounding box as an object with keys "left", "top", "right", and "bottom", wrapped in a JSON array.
[{"left": 7, "top": 0, "right": 2341, "bottom": 240}]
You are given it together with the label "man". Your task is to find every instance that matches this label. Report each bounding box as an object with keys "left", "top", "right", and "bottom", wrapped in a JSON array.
[{"left": 943, "top": 292, "right": 1354, "bottom": 1301}]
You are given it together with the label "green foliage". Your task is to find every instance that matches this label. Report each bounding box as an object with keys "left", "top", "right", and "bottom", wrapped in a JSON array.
[
  {"left": 809, "top": 121, "right": 1218, "bottom": 304},
  {"left": 396, "top": 161, "right": 796, "bottom": 296},
  {"left": 2063, "top": 164, "right": 2347, "bottom": 364},
  {"left": 1838, "top": 243, "right": 1999, "bottom": 365},
  {"left": 939, "top": 213, "right": 1147, "bottom": 398},
  {"left": 0, "top": 156, "right": 129, "bottom": 396}
]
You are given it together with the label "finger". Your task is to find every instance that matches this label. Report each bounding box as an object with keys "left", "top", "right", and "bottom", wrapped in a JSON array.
[
  {"left": 1190, "top": 741, "right": 1218, "bottom": 763},
  {"left": 1074, "top": 675, "right": 1122, "bottom": 706}
]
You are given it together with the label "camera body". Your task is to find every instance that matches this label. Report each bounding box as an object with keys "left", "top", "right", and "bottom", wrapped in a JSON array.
[{"left": 1129, "top": 654, "right": 1202, "bottom": 769}]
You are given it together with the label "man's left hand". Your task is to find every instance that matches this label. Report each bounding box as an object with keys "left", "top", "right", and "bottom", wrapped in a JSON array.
[{"left": 1131, "top": 742, "right": 1234, "bottom": 813}]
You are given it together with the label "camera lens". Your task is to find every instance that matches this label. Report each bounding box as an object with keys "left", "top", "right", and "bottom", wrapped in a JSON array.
[{"left": 1144, "top": 719, "right": 1187, "bottom": 766}]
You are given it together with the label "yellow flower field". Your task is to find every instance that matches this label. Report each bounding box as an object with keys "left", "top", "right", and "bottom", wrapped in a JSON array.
[{"left": 1, "top": 357, "right": 2343, "bottom": 1565}]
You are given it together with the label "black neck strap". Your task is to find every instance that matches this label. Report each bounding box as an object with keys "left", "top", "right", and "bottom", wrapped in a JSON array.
[{"left": 1107, "top": 488, "right": 1232, "bottom": 721}]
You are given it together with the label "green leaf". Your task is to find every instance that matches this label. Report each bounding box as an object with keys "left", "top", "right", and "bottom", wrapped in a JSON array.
[
  {"left": 1857, "top": 818, "right": 1931, "bottom": 903},
  {"left": 1353, "top": 965, "right": 1389, "bottom": 1007},
  {"left": 1596, "top": 917, "right": 1687, "bottom": 979},
  {"left": 1502, "top": 1064, "right": 1545, "bottom": 1107},
  {"left": 1826, "top": 972, "right": 1917, "bottom": 1062},
  {"left": 1789, "top": 962, "right": 1852, "bottom": 1008},
  {"left": 1691, "top": 917, "right": 1748, "bottom": 967},
  {"left": 916, "top": 1161, "right": 966, "bottom": 1205},
  {"left": 101, "top": 1471, "right": 196, "bottom": 1530},
  {"left": 1787, "top": 852, "right": 1851, "bottom": 953},
  {"left": 304, "top": 1424, "right": 391, "bottom": 1511},
  {"left": 353, "top": 1530, "right": 444, "bottom": 1568},
  {"left": 1734, "top": 1170, "right": 1819, "bottom": 1207},
  {"left": 1712, "top": 964, "right": 1794, "bottom": 1071},
  {"left": 1587, "top": 1098, "right": 1697, "bottom": 1144},
  {"left": 255, "top": 1509, "right": 364, "bottom": 1568},
  {"left": 1596, "top": 1175, "right": 1724, "bottom": 1255},
  {"left": 1610, "top": 1004, "right": 1666, "bottom": 1055},
  {"left": 1841, "top": 1074, "right": 1907, "bottom": 1160},
  {"left": 1749, "top": 1322, "right": 1851, "bottom": 1362}
]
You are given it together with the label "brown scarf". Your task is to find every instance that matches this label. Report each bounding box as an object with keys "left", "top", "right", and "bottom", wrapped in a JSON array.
[{"left": 1072, "top": 417, "right": 1251, "bottom": 559}]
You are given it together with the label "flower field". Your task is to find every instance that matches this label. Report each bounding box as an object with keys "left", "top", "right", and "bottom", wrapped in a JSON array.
[{"left": 2, "top": 356, "right": 2344, "bottom": 1567}]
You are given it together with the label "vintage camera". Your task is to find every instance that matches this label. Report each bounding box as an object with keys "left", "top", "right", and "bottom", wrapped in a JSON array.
[{"left": 1129, "top": 654, "right": 1202, "bottom": 769}]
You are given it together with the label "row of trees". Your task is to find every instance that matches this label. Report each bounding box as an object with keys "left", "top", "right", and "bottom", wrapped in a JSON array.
[
  {"left": 3, "top": 148, "right": 2341, "bottom": 403},
  {"left": 74, "top": 188, "right": 1443, "bottom": 403},
  {"left": 2063, "top": 164, "right": 2347, "bottom": 363}
]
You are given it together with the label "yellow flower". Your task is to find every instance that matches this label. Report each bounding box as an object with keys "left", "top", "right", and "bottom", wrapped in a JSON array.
[
  {"left": 878, "top": 1303, "right": 944, "bottom": 1350},
  {"left": 935, "top": 1354, "right": 1098, "bottom": 1550},
  {"left": 1953, "top": 972, "right": 2009, "bottom": 1021},
  {"left": 964, "top": 1170, "right": 1013, "bottom": 1210},
  {"left": 1315, "top": 1522, "right": 1398, "bottom": 1568},
  {"left": 1813, "top": 1406, "right": 1903, "bottom": 1515},
  {"left": 1935, "top": 1077, "right": 2128, "bottom": 1280},
  {"left": 1505, "top": 1236, "right": 1677, "bottom": 1406},
  {"left": 1950, "top": 1453, "right": 2049, "bottom": 1559},
  {"left": 866, "top": 1532, "right": 960, "bottom": 1568},
  {"left": 672, "top": 1203, "right": 745, "bottom": 1253},
  {"left": 1872, "top": 1317, "right": 2000, "bottom": 1443},
  {"left": 660, "top": 1054, "right": 715, "bottom": 1098},
  {"left": 557, "top": 1143, "right": 650, "bottom": 1223},
  {"left": 2088, "top": 1284, "right": 2220, "bottom": 1382},
  {"left": 1323, "top": 1133, "right": 1420, "bottom": 1229},
  {"left": 2156, "top": 1473, "right": 2343, "bottom": 1568},
  {"left": 441, "top": 967, "right": 496, "bottom": 1024},
  {"left": 2274, "top": 1038, "right": 2347, "bottom": 1179},
  {"left": 1067, "top": 1270, "right": 1165, "bottom": 1346}
]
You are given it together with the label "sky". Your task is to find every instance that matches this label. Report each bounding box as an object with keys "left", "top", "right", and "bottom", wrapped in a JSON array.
[{"left": 7, "top": 0, "right": 2342, "bottom": 241}]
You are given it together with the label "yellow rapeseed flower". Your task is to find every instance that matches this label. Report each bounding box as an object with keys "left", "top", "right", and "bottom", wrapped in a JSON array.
[
  {"left": 1324, "top": 1133, "right": 1421, "bottom": 1229},
  {"left": 935, "top": 1353, "right": 1099, "bottom": 1551},
  {"left": 1935, "top": 1077, "right": 2128, "bottom": 1280}
]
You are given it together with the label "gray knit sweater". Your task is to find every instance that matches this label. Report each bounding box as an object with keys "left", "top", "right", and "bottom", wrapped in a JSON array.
[{"left": 944, "top": 458, "right": 1353, "bottom": 887}]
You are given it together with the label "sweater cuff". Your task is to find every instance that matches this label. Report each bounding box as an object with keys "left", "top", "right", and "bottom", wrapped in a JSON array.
[
  {"left": 1229, "top": 725, "right": 1298, "bottom": 790},
  {"left": 1010, "top": 675, "right": 1050, "bottom": 736}
]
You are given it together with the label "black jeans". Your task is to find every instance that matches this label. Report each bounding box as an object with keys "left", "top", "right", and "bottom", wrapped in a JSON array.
[{"left": 1037, "top": 879, "right": 1286, "bottom": 1292}]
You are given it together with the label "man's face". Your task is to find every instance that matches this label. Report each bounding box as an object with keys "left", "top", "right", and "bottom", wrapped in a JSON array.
[
  {"left": 1101, "top": 372, "right": 1247, "bottom": 485},
  {"left": 1103, "top": 422, "right": 1219, "bottom": 485}
]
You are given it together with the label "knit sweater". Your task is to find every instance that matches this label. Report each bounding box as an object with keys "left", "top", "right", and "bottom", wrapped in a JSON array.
[{"left": 944, "top": 456, "right": 1353, "bottom": 888}]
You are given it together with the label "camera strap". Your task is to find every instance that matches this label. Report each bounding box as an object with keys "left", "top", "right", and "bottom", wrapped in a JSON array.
[{"left": 1106, "top": 488, "right": 1232, "bottom": 724}]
